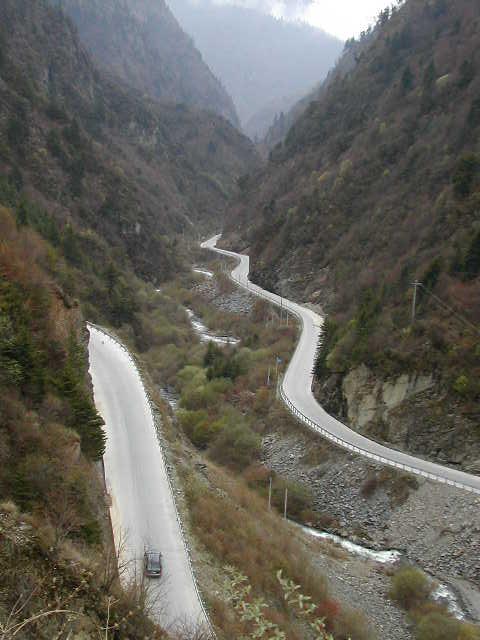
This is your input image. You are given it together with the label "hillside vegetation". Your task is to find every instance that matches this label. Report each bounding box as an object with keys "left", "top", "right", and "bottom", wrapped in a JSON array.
[
  {"left": 0, "top": 0, "right": 258, "bottom": 635},
  {"left": 0, "top": 0, "right": 256, "bottom": 283},
  {"left": 225, "top": 0, "right": 480, "bottom": 468},
  {"left": 51, "top": 0, "right": 240, "bottom": 126},
  {"left": 0, "top": 206, "right": 169, "bottom": 639}
]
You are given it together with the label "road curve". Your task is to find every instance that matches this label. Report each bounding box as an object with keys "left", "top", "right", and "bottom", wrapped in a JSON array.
[
  {"left": 87, "top": 325, "right": 210, "bottom": 634},
  {"left": 202, "top": 235, "right": 480, "bottom": 495}
]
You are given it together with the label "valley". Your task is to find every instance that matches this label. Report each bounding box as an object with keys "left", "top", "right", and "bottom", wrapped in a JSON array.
[
  {"left": 1, "top": 0, "right": 479, "bottom": 638},
  {"left": 123, "top": 251, "right": 480, "bottom": 639}
]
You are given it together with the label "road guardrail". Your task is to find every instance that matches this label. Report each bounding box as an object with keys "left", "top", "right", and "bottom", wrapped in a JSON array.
[{"left": 87, "top": 322, "right": 216, "bottom": 638}]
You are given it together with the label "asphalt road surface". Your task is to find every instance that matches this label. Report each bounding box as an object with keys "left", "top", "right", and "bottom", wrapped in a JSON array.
[
  {"left": 202, "top": 235, "right": 480, "bottom": 495},
  {"left": 88, "top": 325, "right": 210, "bottom": 635}
]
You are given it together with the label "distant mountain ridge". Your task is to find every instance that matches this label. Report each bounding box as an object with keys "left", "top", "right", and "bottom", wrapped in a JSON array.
[
  {"left": 50, "top": 0, "right": 240, "bottom": 126},
  {"left": 167, "top": 0, "right": 343, "bottom": 137}
]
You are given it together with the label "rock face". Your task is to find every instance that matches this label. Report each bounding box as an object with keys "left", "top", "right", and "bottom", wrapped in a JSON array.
[
  {"left": 342, "top": 365, "right": 434, "bottom": 430},
  {"left": 51, "top": 0, "right": 240, "bottom": 126},
  {"left": 315, "top": 365, "right": 480, "bottom": 470}
]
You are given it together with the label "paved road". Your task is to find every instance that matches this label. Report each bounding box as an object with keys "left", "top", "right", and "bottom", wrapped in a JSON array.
[
  {"left": 202, "top": 235, "right": 480, "bottom": 495},
  {"left": 88, "top": 325, "right": 210, "bottom": 635}
]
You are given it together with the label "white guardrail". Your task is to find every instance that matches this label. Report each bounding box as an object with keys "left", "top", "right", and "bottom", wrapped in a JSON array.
[
  {"left": 86, "top": 322, "right": 216, "bottom": 638},
  {"left": 204, "top": 247, "right": 480, "bottom": 497},
  {"left": 279, "top": 384, "right": 480, "bottom": 495}
]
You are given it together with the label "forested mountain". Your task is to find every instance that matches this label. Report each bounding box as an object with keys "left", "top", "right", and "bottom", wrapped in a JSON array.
[
  {"left": 225, "top": 0, "right": 480, "bottom": 468},
  {"left": 263, "top": 34, "right": 375, "bottom": 150},
  {"left": 0, "top": 2, "right": 257, "bottom": 631},
  {"left": 0, "top": 0, "right": 256, "bottom": 282},
  {"left": 50, "top": 0, "right": 239, "bottom": 126},
  {"left": 167, "top": 0, "right": 343, "bottom": 137}
]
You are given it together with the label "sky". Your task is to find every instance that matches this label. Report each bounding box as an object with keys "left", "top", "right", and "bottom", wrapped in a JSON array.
[
  {"left": 208, "top": 0, "right": 393, "bottom": 40},
  {"left": 278, "top": 0, "right": 393, "bottom": 40}
]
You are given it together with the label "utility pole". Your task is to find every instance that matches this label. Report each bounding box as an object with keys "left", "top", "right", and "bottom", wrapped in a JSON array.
[
  {"left": 411, "top": 281, "right": 421, "bottom": 323},
  {"left": 268, "top": 477, "right": 272, "bottom": 511},
  {"left": 283, "top": 487, "right": 288, "bottom": 520},
  {"left": 266, "top": 365, "right": 271, "bottom": 387}
]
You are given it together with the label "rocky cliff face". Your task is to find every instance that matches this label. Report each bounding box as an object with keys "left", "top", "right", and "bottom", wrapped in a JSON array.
[
  {"left": 315, "top": 366, "right": 480, "bottom": 472},
  {"left": 51, "top": 0, "right": 240, "bottom": 126}
]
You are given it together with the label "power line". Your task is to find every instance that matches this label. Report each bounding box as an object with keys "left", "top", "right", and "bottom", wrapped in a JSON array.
[{"left": 417, "top": 282, "right": 480, "bottom": 336}]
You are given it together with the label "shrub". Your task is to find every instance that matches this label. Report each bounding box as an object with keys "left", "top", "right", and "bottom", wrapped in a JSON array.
[
  {"left": 360, "top": 473, "right": 379, "bottom": 498},
  {"left": 389, "top": 567, "right": 432, "bottom": 610},
  {"left": 209, "top": 421, "right": 261, "bottom": 470},
  {"left": 181, "top": 383, "right": 217, "bottom": 410},
  {"left": 272, "top": 480, "right": 313, "bottom": 520},
  {"left": 416, "top": 612, "right": 461, "bottom": 640},
  {"left": 464, "top": 231, "right": 480, "bottom": 281},
  {"left": 178, "top": 409, "right": 211, "bottom": 448},
  {"left": 333, "top": 606, "right": 371, "bottom": 640},
  {"left": 453, "top": 154, "right": 479, "bottom": 198},
  {"left": 453, "top": 374, "right": 470, "bottom": 397},
  {"left": 458, "top": 624, "right": 480, "bottom": 640}
]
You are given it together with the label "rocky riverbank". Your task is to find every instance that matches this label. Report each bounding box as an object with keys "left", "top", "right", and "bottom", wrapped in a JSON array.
[
  {"left": 192, "top": 267, "right": 253, "bottom": 315},
  {"left": 262, "top": 424, "right": 480, "bottom": 622}
]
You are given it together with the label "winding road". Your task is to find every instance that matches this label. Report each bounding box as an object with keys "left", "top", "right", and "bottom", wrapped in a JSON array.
[
  {"left": 202, "top": 235, "right": 480, "bottom": 495},
  {"left": 88, "top": 325, "right": 210, "bottom": 635}
]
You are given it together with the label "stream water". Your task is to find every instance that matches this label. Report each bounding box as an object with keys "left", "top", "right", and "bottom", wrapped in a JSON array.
[
  {"left": 186, "top": 308, "right": 240, "bottom": 345},
  {"left": 159, "top": 386, "right": 179, "bottom": 411},
  {"left": 302, "top": 525, "right": 401, "bottom": 564},
  {"left": 193, "top": 267, "right": 214, "bottom": 279},
  {"left": 302, "top": 525, "right": 465, "bottom": 619}
]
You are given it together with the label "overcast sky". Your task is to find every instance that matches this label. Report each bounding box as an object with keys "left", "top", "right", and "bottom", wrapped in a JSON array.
[
  {"left": 207, "top": 0, "right": 392, "bottom": 40},
  {"left": 286, "top": 0, "right": 393, "bottom": 40}
]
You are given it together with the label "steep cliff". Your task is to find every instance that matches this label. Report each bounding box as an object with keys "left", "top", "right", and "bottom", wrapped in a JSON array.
[
  {"left": 0, "top": 0, "right": 256, "bottom": 283},
  {"left": 51, "top": 0, "right": 240, "bottom": 126}
]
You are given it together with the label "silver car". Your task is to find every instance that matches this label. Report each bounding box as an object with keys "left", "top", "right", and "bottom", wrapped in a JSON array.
[{"left": 144, "top": 550, "right": 162, "bottom": 578}]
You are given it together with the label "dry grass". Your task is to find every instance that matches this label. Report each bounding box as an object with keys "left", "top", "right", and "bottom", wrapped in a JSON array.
[{"left": 183, "top": 463, "right": 370, "bottom": 639}]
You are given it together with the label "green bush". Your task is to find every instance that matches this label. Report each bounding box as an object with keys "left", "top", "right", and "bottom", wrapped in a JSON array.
[
  {"left": 272, "top": 480, "right": 313, "bottom": 519},
  {"left": 209, "top": 421, "right": 261, "bottom": 470},
  {"left": 453, "top": 154, "right": 479, "bottom": 198},
  {"left": 452, "top": 374, "right": 470, "bottom": 397},
  {"left": 389, "top": 567, "right": 432, "bottom": 610},
  {"left": 181, "top": 382, "right": 218, "bottom": 410},
  {"left": 178, "top": 409, "right": 223, "bottom": 448},
  {"left": 416, "top": 612, "right": 461, "bottom": 640}
]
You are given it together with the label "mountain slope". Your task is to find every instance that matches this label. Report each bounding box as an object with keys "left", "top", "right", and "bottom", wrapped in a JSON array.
[
  {"left": 263, "top": 33, "right": 376, "bottom": 151},
  {"left": 167, "top": 0, "right": 343, "bottom": 136},
  {"left": 51, "top": 0, "right": 240, "bottom": 126},
  {"left": 225, "top": 0, "right": 480, "bottom": 469},
  {"left": 0, "top": 0, "right": 256, "bottom": 283}
]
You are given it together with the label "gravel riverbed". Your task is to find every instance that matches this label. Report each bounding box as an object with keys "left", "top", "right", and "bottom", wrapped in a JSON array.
[{"left": 263, "top": 428, "right": 480, "bottom": 622}]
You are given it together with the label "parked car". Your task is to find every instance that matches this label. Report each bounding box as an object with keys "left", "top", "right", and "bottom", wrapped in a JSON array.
[{"left": 144, "top": 550, "right": 162, "bottom": 578}]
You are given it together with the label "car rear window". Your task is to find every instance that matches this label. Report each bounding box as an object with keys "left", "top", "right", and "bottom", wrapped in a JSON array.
[{"left": 148, "top": 555, "right": 161, "bottom": 569}]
